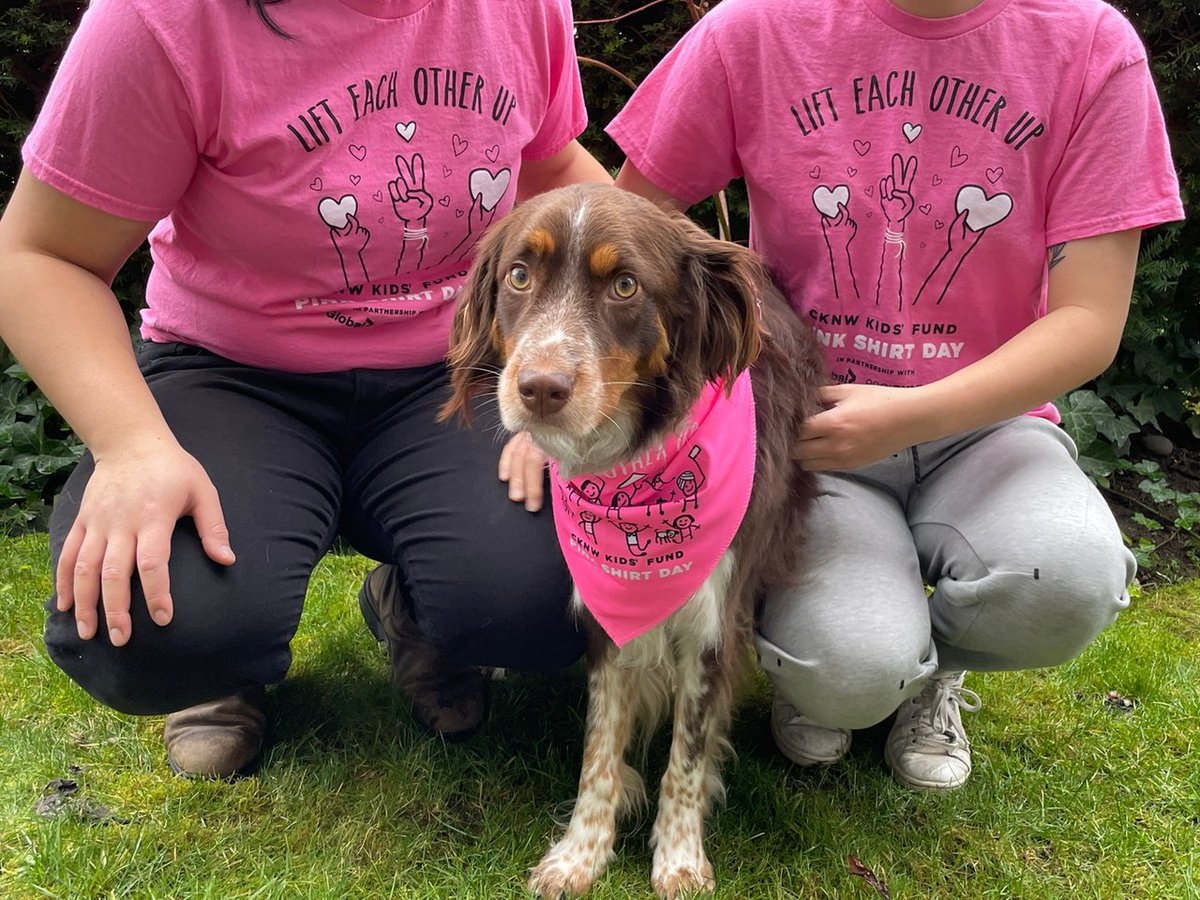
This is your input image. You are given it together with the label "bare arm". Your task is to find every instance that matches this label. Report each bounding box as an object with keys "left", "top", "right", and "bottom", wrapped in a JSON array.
[
  {"left": 516, "top": 139, "right": 612, "bottom": 201},
  {"left": 796, "top": 228, "right": 1142, "bottom": 470},
  {"left": 0, "top": 169, "right": 234, "bottom": 644},
  {"left": 614, "top": 159, "right": 685, "bottom": 211}
]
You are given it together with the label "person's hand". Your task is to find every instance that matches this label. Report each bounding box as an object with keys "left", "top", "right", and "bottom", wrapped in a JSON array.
[
  {"left": 499, "top": 431, "right": 548, "bottom": 512},
  {"left": 793, "top": 384, "right": 925, "bottom": 471},
  {"left": 56, "top": 438, "right": 235, "bottom": 646}
]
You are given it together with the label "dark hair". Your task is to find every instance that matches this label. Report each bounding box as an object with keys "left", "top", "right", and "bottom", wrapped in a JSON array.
[{"left": 246, "top": 0, "right": 291, "bottom": 38}]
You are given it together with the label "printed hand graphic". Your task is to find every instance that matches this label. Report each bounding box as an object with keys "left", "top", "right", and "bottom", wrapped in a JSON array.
[
  {"left": 946, "top": 207, "right": 986, "bottom": 255},
  {"left": 330, "top": 213, "right": 370, "bottom": 254},
  {"left": 441, "top": 192, "right": 494, "bottom": 265},
  {"left": 879, "top": 153, "right": 917, "bottom": 229},
  {"left": 820, "top": 204, "right": 857, "bottom": 251},
  {"left": 389, "top": 153, "right": 434, "bottom": 226},
  {"left": 820, "top": 204, "right": 860, "bottom": 300},
  {"left": 329, "top": 213, "right": 370, "bottom": 288}
]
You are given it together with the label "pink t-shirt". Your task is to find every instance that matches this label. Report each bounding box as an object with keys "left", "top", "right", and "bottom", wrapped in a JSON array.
[
  {"left": 24, "top": 0, "right": 587, "bottom": 372},
  {"left": 608, "top": 0, "right": 1184, "bottom": 418},
  {"left": 550, "top": 373, "right": 756, "bottom": 647}
]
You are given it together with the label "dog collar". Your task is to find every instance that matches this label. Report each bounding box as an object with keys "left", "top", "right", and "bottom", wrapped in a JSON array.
[{"left": 549, "top": 370, "right": 757, "bottom": 646}]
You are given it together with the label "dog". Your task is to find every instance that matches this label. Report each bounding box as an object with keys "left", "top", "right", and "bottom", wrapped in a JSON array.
[{"left": 441, "top": 183, "right": 825, "bottom": 899}]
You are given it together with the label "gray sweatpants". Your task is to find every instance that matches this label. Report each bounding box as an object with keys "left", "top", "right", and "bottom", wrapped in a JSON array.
[{"left": 755, "top": 416, "right": 1135, "bottom": 730}]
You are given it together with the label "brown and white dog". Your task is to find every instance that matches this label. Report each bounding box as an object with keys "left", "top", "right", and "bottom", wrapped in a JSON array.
[{"left": 441, "top": 183, "right": 825, "bottom": 899}]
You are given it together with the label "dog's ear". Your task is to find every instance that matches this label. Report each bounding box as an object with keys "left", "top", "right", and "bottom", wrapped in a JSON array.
[
  {"left": 675, "top": 224, "right": 766, "bottom": 393},
  {"left": 439, "top": 217, "right": 511, "bottom": 424}
]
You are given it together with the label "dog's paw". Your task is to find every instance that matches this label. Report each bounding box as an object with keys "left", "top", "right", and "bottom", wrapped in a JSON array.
[
  {"left": 528, "top": 841, "right": 611, "bottom": 899},
  {"left": 651, "top": 858, "right": 715, "bottom": 899}
]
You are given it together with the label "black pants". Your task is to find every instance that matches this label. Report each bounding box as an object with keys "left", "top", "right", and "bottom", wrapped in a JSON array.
[{"left": 45, "top": 342, "right": 582, "bottom": 715}]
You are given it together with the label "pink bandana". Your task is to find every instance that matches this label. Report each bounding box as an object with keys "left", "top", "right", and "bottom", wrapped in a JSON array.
[{"left": 549, "top": 371, "right": 757, "bottom": 646}]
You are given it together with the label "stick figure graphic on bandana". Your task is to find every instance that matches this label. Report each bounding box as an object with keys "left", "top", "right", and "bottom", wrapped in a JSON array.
[
  {"left": 615, "top": 520, "right": 652, "bottom": 556},
  {"left": 676, "top": 445, "right": 706, "bottom": 513},
  {"left": 579, "top": 510, "right": 600, "bottom": 542},
  {"left": 669, "top": 513, "right": 699, "bottom": 542}
]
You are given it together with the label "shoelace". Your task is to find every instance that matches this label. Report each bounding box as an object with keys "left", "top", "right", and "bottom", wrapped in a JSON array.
[{"left": 908, "top": 678, "right": 982, "bottom": 751}]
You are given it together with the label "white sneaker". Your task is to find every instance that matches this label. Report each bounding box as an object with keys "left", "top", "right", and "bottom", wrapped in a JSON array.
[
  {"left": 770, "top": 697, "right": 852, "bottom": 765},
  {"left": 884, "top": 672, "right": 981, "bottom": 791}
]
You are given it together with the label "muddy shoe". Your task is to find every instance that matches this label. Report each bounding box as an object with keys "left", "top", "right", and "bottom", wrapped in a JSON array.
[
  {"left": 164, "top": 688, "right": 266, "bottom": 779},
  {"left": 359, "top": 564, "right": 487, "bottom": 739}
]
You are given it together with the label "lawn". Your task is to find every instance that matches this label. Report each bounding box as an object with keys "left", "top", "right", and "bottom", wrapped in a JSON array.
[{"left": 1, "top": 532, "right": 1198, "bottom": 899}]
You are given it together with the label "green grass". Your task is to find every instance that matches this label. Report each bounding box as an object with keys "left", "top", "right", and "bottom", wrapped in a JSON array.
[{"left": 1, "top": 533, "right": 1198, "bottom": 899}]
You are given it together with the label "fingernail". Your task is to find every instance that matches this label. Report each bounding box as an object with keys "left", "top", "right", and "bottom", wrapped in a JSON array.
[
  {"left": 109, "top": 628, "right": 123, "bottom": 644},
  {"left": 152, "top": 609, "right": 171, "bottom": 626}
]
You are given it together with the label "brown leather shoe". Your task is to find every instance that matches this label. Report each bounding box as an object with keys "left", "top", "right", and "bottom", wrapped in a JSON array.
[
  {"left": 359, "top": 564, "right": 487, "bottom": 739},
  {"left": 163, "top": 688, "right": 266, "bottom": 779}
]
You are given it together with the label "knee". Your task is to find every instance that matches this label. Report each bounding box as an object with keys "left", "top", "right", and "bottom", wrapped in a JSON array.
[
  {"left": 44, "top": 576, "right": 298, "bottom": 716},
  {"left": 939, "top": 542, "right": 1133, "bottom": 670},
  {"left": 755, "top": 629, "right": 934, "bottom": 730},
  {"left": 413, "top": 552, "right": 582, "bottom": 671}
]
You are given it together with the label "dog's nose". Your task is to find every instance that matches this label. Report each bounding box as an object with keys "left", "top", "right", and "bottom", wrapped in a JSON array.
[{"left": 518, "top": 370, "right": 574, "bottom": 417}]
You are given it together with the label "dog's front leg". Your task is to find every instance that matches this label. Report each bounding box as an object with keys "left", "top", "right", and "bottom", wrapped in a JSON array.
[
  {"left": 529, "top": 644, "right": 640, "bottom": 899},
  {"left": 649, "top": 648, "right": 730, "bottom": 899}
]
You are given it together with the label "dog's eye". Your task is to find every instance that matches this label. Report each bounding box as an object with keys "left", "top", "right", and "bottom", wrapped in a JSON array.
[
  {"left": 507, "top": 265, "right": 532, "bottom": 291},
  {"left": 612, "top": 274, "right": 639, "bottom": 300}
]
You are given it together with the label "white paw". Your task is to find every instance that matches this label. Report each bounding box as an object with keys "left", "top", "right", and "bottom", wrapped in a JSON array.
[
  {"left": 652, "top": 842, "right": 714, "bottom": 899},
  {"left": 651, "top": 862, "right": 715, "bottom": 899},
  {"left": 528, "top": 839, "right": 612, "bottom": 899}
]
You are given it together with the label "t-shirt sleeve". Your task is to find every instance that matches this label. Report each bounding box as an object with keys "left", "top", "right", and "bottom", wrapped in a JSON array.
[
  {"left": 522, "top": 0, "right": 589, "bottom": 161},
  {"left": 606, "top": 14, "right": 742, "bottom": 207},
  {"left": 21, "top": 0, "right": 199, "bottom": 223},
  {"left": 1044, "top": 15, "right": 1184, "bottom": 246}
]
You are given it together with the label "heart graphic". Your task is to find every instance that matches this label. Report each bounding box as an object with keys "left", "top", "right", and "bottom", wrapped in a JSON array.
[
  {"left": 934, "top": 219, "right": 946, "bottom": 229},
  {"left": 986, "top": 167, "right": 1005, "bottom": 184},
  {"left": 950, "top": 146, "right": 969, "bottom": 168},
  {"left": 349, "top": 174, "right": 361, "bottom": 185},
  {"left": 485, "top": 145, "right": 501, "bottom": 163},
  {"left": 932, "top": 174, "right": 944, "bottom": 186},
  {"left": 812, "top": 185, "right": 850, "bottom": 218},
  {"left": 439, "top": 195, "right": 451, "bottom": 206},
  {"left": 349, "top": 144, "right": 367, "bottom": 162},
  {"left": 864, "top": 184, "right": 875, "bottom": 198},
  {"left": 918, "top": 203, "right": 932, "bottom": 215},
  {"left": 469, "top": 167, "right": 512, "bottom": 212},
  {"left": 452, "top": 135, "right": 469, "bottom": 157},
  {"left": 318, "top": 194, "right": 357, "bottom": 229},
  {"left": 846, "top": 166, "right": 858, "bottom": 177},
  {"left": 456, "top": 209, "right": 465, "bottom": 218},
  {"left": 442, "top": 165, "right": 453, "bottom": 179},
  {"left": 920, "top": 241, "right": 927, "bottom": 248},
  {"left": 372, "top": 189, "right": 384, "bottom": 202},
  {"left": 903, "top": 123, "right": 922, "bottom": 143},
  {"left": 808, "top": 166, "right": 821, "bottom": 179},
  {"left": 309, "top": 177, "right": 323, "bottom": 191},
  {"left": 956, "top": 185, "right": 1013, "bottom": 232},
  {"left": 853, "top": 139, "right": 871, "bottom": 157},
  {"left": 396, "top": 121, "right": 416, "bottom": 142}
]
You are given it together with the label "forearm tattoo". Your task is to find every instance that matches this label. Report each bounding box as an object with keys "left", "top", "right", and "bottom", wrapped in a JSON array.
[{"left": 1048, "top": 243, "right": 1067, "bottom": 270}]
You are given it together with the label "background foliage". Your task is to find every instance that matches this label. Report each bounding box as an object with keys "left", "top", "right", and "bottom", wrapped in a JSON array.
[{"left": 0, "top": 0, "right": 1196, "bottom": 534}]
